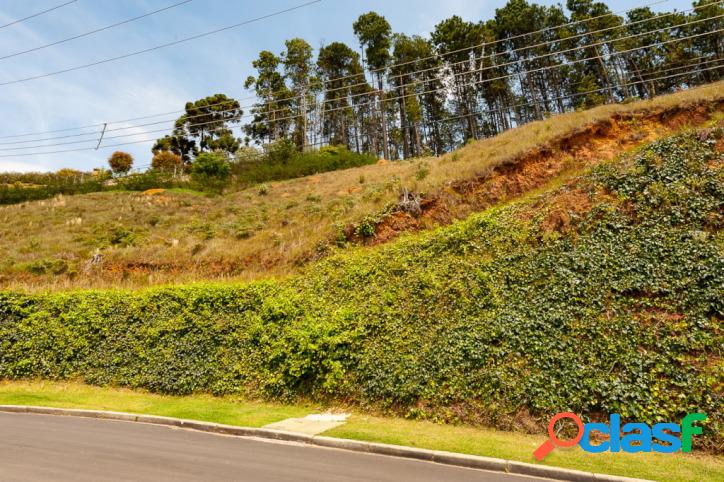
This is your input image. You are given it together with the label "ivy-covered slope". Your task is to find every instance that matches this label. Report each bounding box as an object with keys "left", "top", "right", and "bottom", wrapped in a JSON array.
[{"left": 1, "top": 130, "right": 722, "bottom": 447}]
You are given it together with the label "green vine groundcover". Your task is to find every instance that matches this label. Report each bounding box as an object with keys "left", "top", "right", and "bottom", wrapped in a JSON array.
[{"left": 1, "top": 130, "right": 721, "bottom": 450}]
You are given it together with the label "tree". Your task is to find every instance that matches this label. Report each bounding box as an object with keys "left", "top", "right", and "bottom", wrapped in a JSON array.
[
  {"left": 151, "top": 151, "right": 183, "bottom": 172},
  {"left": 317, "top": 42, "right": 366, "bottom": 149},
  {"left": 565, "top": 0, "right": 623, "bottom": 106},
  {"left": 174, "top": 94, "right": 243, "bottom": 157},
  {"left": 282, "top": 38, "right": 316, "bottom": 151},
  {"left": 431, "top": 15, "right": 485, "bottom": 141},
  {"left": 107, "top": 151, "right": 133, "bottom": 175},
  {"left": 391, "top": 34, "right": 425, "bottom": 158},
  {"left": 689, "top": 0, "right": 723, "bottom": 84},
  {"left": 152, "top": 134, "right": 196, "bottom": 164},
  {"left": 353, "top": 12, "right": 392, "bottom": 159},
  {"left": 233, "top": 0, "right": 722, "bottom": 160},
  {"left": 244, "top": 51, "right": 292, "bottom": 145},
  {"left": 154, "top": 94, "right": 242, "bottom": 162},
  {"left": 494, "top": 0, "right": 569, "bottom": 120}
]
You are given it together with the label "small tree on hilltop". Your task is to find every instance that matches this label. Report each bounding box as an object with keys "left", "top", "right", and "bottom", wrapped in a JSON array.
[
  {"left": 108, "top": 151, "right": 133, "bottom": 175},
  {"left": 151, "top": 150, "right": 183, "bottom": 173}
]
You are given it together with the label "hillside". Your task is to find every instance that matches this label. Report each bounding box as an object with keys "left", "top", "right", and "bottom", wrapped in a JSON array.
[
  {"left": 1, "top": 82, "right": 722, "bottom": 291},
  {"left": 2, "top": 127, "right": 721, "bottom": 449}
]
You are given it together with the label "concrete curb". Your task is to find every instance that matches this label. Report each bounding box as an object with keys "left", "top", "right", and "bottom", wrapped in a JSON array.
[{"left": 0, "top": 405, "right": 652, "bottom": 482}]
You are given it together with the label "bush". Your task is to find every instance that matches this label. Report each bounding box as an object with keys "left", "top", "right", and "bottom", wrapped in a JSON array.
[
  {"left": 110, "top": 170, "right": 188, "bottom": 192},
  {"left": 231, "top": 145, "right": 376, "bottom": 186},
  {"left": 152, "top": 151, "right": 183, "bottom": 172},
  {"left": 0, "top": 161, "right": 198, "bottom": 206},
  {"left": 22, "top": 258, "right": 69, "bottom": 275},
  {"left": 235, "top": 146, "right": 263, "bottom": 163},
  {"left": 56, "top": 168, "right": 82, "bottom": 178},
  {"left": 263, "top": 138, "right": 297, "bottom": 164},
  {"left": 108, "top": 151, "right": 134, "bottom": 175},
  {"left": 0, "top": 170, "right": 107, "bottom": 205},
  {"left": 92, "top": 223, "right": 144, "bottom": 248},
  {"left": 0, "top": 144, "right": 373, "bottom": 205},
  {"left": 191, "top": 152, "right": 231, "bottom": 180}
]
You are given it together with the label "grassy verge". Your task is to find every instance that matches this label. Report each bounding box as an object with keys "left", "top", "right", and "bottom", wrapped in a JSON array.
[
  {"left": 0, "top": 381, "right": 720, "bottom": 482},
  {"left": 0, "top": 380, "right": 310, "bottom": 427},
  {"left": 328, "top": 417, "right": 723, "bottom": 482}
]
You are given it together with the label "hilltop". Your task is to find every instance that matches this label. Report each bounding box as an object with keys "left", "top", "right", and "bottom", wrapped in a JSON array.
[{"left": 1, "top": 82, "right": 722, "bottom": 291}]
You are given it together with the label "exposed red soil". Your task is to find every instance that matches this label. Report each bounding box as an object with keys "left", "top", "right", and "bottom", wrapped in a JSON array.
[
  {"left": 347, "top": 101, "right": 721, "bottom": 246},
  {"left": 538, "top": 188, "right": 594, "bottom": 234},
  {"left": 102, "top": 253, "right": 284, "bottom": 279}
]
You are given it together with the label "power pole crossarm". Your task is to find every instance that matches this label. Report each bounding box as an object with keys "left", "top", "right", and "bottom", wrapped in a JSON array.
[{"left": 96, "top": 123, "right": 107, "bottom": 150}]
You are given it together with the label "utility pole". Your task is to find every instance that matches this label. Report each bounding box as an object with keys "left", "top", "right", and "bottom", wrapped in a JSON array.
[{"left": 95, "top": 123, "right": 107, "bottom": 150}]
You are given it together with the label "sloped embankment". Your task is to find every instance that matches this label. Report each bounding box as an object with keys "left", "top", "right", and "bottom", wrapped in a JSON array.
[
  {"left": 1, "top": 129, "right": 721, "bottom": 450},
  {"left": 349, "top": 100, "right": 723, "bottom": 244}
]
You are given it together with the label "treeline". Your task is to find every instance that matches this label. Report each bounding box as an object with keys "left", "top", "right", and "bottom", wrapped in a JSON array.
[
  {"left": 0, "top": 168, "right": 189, "bottom": 205},
  {"left": 0, "top": 169, "right": 109, "bottom": 204},
  {"left": 152, "top": 0, "right": 723, "bottom": 162},
  {"left": 0, "top": 144, "right": 376, "bottom": 204}
]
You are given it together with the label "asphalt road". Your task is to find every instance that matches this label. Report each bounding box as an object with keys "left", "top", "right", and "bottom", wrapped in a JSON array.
[{"left": 0, "top": 412, "right": 553, "bottom": 482}]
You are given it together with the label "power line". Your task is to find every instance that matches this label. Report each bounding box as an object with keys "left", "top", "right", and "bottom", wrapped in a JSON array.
[
  {"left": 119, "top": 0, "right": 679, "bottom": 121},
  {"left": 0, "top": 0, "right": 195, "bottom": 62},
  {"left": 7, "top": 55, "right": 719, "bottom": 153},
  {"left": 8, "top": 64, "right": 719, "bottom": 160},
  {"left": 0, "top": 0, "right": 322, "bottom": 87},
  {"left": 255, "top": 68, "right": 724, "bottom": 149},
  {"left": 107, "top": 2, "right": 724, "bottom": 129},
  {"left": 94, "top": 5, "right": 718, "bottom": 138},
  {"left": 1, "top": 37, "right": 720, "bottom": 158},
  {"left": 3, "top": 6, "right": 718, "bottom": 149},
  {"left": 121, "top": 0, "right": 698, "bottom": 130},
  {"left": 129, "top": 10, "right": 724, "bottom": 132},
  {"left": 4, "top": 48, "right": 719, "bottom": 154},
  {"left": 0, "top": 123, "right": 106, "bottom": 141},
  {"left": 0, "top": 0, "right": 77, "bottom": 29},
  {"left": 243, "top": 0, "right": 676, "bottom": 99},
  {"left": 0, "top": 130, "right": 100, "bottom": 146},
  {"left": 78, "top": 16, "right": 724, "bottom": 140},
  {"left": 417, "top": 65, "right": 724, "bottom": 131},
  {"left": 0, "top": 0, "right": 674, "bottom": 139},
  {"left": 1, "top": 27, "right": 721, "bottom": 154}
]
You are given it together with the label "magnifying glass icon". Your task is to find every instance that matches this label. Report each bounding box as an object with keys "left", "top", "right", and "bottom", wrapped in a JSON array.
[{"left": 533, "top": 412, "right": 584, "bottom": 461}]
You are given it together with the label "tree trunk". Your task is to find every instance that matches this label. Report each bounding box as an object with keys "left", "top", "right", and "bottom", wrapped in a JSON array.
[
  {"left": 593, "top": 45, "right": 614, "bottom": 103},
  {"left": 414, "top": 118, "right": 422, "bottom": 157},
  {"left": 399, "top": 88, "right": 410, "bottom": 159},
  {"left": 377, "top": 75, "right": 390, "bottom": 160},
  {"left": 302, "top": 88, "right": 308, "bottom": 151}
]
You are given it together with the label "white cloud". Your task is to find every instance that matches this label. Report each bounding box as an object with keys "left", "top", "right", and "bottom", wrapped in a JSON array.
[{"left": 0, "top": 160, "right": 50, "bottom": 173}]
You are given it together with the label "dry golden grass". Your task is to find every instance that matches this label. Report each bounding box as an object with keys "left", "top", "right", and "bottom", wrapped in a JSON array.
[{"left": 2, "top": 82, "right": 722, "bottom": 291}]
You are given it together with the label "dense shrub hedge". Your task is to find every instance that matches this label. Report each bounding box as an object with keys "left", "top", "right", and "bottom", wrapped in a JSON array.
[
  {"left": 0, "top": 170, "right": 189, "bottom": 205},
  {"left": 1, "top": 131, "right": 721, "bottom": 447},
  {"left": 0, "top": 145, "right": 376, "bottom": 205},
  {"left": 0, "top": 171, "right": 108, "bottom": 204},
  {"left": 231, "top": 144, "right": 376, "bottom": 185}
]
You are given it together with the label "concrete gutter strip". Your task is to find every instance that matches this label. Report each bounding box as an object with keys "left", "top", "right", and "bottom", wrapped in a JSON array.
[{"left": 0, "top": 406, "right": 652, "bottom": 482}]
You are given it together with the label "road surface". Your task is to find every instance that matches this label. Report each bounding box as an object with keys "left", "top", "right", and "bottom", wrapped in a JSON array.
[{"left": 0, "top": 412, "right": 553, "bottom": 482}]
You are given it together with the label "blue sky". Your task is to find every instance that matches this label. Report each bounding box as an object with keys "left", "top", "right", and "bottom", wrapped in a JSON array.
[{"left": 0, "top": 0, "right": 692, "bottom": 172}]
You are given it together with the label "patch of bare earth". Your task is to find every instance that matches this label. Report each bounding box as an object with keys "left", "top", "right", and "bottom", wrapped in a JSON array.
[{"left": 349, "top": 102, "right": 721, "bottom": 245}]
